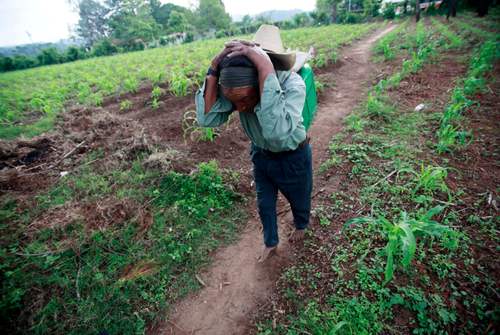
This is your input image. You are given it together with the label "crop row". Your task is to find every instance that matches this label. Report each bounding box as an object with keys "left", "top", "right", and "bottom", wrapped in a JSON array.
[
  {"left": 0, "top": 23, "right": 383, "bottom": 128},
  {"left": 375, "top": 18, "right": 410, "bottom": 61}
]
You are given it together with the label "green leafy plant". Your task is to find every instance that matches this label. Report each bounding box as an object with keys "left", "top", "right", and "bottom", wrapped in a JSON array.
[
  {"left": 119, "top": 100, "right": 132, "bottom": 111},
  {"left": 436, "top": 124, "right": 473, "bottom": 155},
  {"left": 331, "top": 50, "right": 338, "bottom": 63},
  {"left": 412, "top": 164, "right": 456, "bottom": 201},
  {"left": 314, "top": 52, "right": 328, "bottom": 68},
  {"left": 317, "top": 151, "right": 342, "bottom": 173},
  {"left": 147, "top": 98, "right": 163, "bottom": 109},
  {"left": 91, "top": 92, "right": 103, "bottom": 106},
  {"left": 344, "top": 206, "right": 454, "bottom": 285},
  {"left": 315, "top": 81, "right": 324, "bottom": 94},
  {"left": 122, "top": 78, "right": 138, "bottom": 93},
  {"left": 193, "top": 67, "right": 206, "bottom": 89},
  {"left": 169, "top": 71, "right": 192, "bottom": 97},
  {"left": 152, "top": 86, "right": 166, "bottom": 99},
  {"left": 182, "top": 110, "right": 219, "bottom": 143}
]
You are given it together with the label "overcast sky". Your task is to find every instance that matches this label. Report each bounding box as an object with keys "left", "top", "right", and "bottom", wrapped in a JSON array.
[{"left": 0, "top": 0, "right": 317, "bottom": 47}]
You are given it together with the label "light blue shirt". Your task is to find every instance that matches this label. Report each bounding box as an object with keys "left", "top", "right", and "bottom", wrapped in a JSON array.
[{"left": 195, "top": 71, "right": 307, "bottom": 152}]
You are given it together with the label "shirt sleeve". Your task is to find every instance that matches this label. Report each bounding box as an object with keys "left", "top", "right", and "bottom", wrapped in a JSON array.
[
  {"left": 253, "top": 72, "right": 306, "bottom": 143},
  {"left": 195, "top": 78, "right": 234, "bottom": 128}
]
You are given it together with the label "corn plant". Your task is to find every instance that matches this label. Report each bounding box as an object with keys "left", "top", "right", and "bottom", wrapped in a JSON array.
[
  {"left": 436, "top": 124, "right": 473, "bottom": 155},
  {"left": 344, "top": 206, "right": 455, "bottom": 285},
  {"left": 77, "top": 83, "right": 92, "bottom": 104},
  {"left": 412, "top": 164, "right": 456, "bottom": 201},
  {"left": 147, "top": 98, "right": 163, "bottom": 109},
  {"left": 317, "top": 151, "right": 342, "bottom": 173},
  {"left": 182, "top": 110, "right": 219, "bottom": 143},
  {"left": 193, "top": 68, "right": 206, "bottom": 89},
  {"left": 315, "top": 81, "right": 324, "bottom": 94},
  {"left": 440, "top": 101, "right": 477, "bottom": 125},
  {"left": 431, "top": 18, "right": 464, "bottom": 50},
  {"left": 91, "top": 93, "right": 103, "bottom": 106},
  {"left": 119, "top": 100, "right": 132, "bottom": 111},
  {"left": 170, "top": 71, "right": 192, "bottom": 98},
  {"left": 314, "top": 53, "right": 328, "bottom": 68},
  {"left": 331, "top": 50, "right": 338, "bottom": 63},
  {"left": 123, "top": 78, "right": 138, "bottom": 93},
  {"left": 152, "top": 86, "right": 166, "bottom": 99},
  {"left": 151, "top": 72, "right": 166, "bottom": 87}
]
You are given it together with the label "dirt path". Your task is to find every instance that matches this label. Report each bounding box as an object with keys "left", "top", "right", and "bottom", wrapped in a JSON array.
[{"left": 153, "top": 24, "right": 398, "bottom": 335}]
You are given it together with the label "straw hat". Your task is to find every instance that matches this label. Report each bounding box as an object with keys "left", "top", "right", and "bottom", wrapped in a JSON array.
[{"left": 252, "top": 24, "right": 296, "bottom": 71}]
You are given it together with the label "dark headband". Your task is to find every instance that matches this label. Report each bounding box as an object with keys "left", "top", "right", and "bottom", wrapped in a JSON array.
[{"left": 219, "top": 67, "right": 259, "bottom": 88}]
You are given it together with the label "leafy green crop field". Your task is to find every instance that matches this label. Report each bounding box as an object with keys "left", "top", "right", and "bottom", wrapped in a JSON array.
[{"left": 0, "top": 22, "right": 379, "bottom": 133}]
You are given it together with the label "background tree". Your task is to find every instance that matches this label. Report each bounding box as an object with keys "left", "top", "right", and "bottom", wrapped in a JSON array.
[
  {"left": 73, "top": 0, "right": 111, "bottom": 47},
  {"left": 255, "top": 11, "right": 273, "bottom": 24},
  {"left": 65, "top": 45, "right": 80, "bottom": 61},
  {"left": 292, "top": 13, "right": 303, "bottom": 27},
  {"left": 36, "top": 47, "right": 64, "bottom": 66},
  {"left": 316, "top": 0, "right": 343, "bottom": 24},
  {"left": 195, "top": 0, "right": 231, "bottom": 31},
  {"left": 477, "top": 0, "right": 491, "bottom": 16},
  {"left": 149, "top": 0, "right": 189, "bottom": 29},
  {"left": 446, "top": 0, "right": 458, "bottom": 18},
  {"left": 416, "top": 0, "right": 421, "bottom": 21},
  {"left": 363, "top": 0, "right": 375, "bottom": 16},
  {"left": 383, "top": 2, "right": 396, "bottom": 18},
  {"left": 167, "top": 10, "right": 189, "bottom": 33},
  {"left": 241, "top": 14, "right": 253, "bottom": 34},
  {"left": 0, "top": 57, "right": 16, "bottom": 72},
  {"left": 91, "top": 39, "right": 118, "bottom": 56},
  {"left": 12, "top": 54, "right": 36, "bottom": 69},
  {"left": 108, "top": 0, "right": 163, "bottom": 49}
]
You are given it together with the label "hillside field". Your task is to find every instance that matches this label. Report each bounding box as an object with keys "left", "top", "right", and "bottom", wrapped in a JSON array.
[{"left": 1, "top": 11, "right": 500, "bottom": 335}]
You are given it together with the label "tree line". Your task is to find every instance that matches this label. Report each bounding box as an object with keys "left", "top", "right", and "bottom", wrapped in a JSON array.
[{"left": 0, "top": 0, "right": 233, "bottom": 73}]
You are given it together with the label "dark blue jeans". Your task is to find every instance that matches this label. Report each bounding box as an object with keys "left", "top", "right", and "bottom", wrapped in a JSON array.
[{"left": 250, "top": 142, "right": 313, "bottom": 248}]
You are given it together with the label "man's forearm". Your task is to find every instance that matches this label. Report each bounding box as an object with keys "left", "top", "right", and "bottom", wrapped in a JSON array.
[
  {"left": 204, "top": 74, "right": 219, "bottom": 115},
  {"left": 256, "top": 62, "right": 275, "bottom": 99}
]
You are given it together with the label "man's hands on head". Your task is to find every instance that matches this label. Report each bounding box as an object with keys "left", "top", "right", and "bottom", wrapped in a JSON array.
[
  {"left": 211, "top": 39, "right": 262, "bottom": 69},
  {"left": 221, "top": 39, "right": 275, "bottom": 99},
  {"left": 205, "top": 39, "right": 275, "bottom": 114}
]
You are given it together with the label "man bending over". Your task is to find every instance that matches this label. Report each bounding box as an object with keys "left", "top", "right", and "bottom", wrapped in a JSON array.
[{"left": 195, "top": 25, "right": 313, "bottom": 262}]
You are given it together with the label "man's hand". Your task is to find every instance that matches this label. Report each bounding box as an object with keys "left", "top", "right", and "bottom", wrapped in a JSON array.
[
  {"left": 224, "top": 39, "right": 269, "bottom": 66},
  {"left": 223, "top": 39, "right": 274, "bottom": 98},
  {"left": 211, "top": 39, "right": 260, "bottom": 69}
]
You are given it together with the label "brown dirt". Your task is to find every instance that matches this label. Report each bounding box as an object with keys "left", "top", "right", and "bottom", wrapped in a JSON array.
[{"left": 148, "top": 24, "right": 400, "bottom": 335}]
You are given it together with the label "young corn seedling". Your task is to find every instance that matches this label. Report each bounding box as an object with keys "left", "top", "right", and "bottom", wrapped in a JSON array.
[
  {"left": 77, "top": 83, "right": 92, "bottom": 104},
  {"left": 152, "top": 86, "right": 166, "bottom": 99},
  {"left": 193, "top": 68, "right": 206, "bottom": 89},
  {"left": 436, "top": 124, "right": 473, "bottom": 155},
  {"left": 412, "top": 164, "right": 457, "bottom": 201},
  {"left": 147, "top": 98, "right": 163, "bottom": 109},
  {"left": 314, "top": 53, "right": 328, "bottom": 68},
  {"left": 315, "top": 81, "right": 324, "bottom": 94},
  {"left": 344, "top": 206, "right": 455, "bottom": 285},
  {"left": 170, "top": 71, "right": 192, "bottom": 98},
  {"left": 123, "top": 79, "right": 138, "bottom": 93},
  {"left": 151, "top": 72, "right": 166, "bottom": 87},
  {"left": 440, "top": 101, "right": 477, "bottom": 125},
  {"left": 92, "top": 93, "right": 103, "bottom": 107},
  {"left": 119, "top": 100, "right": 132, "bottom": 111},
  {"left": 331, "top": 50, "right": 338, "bottom": 63},
  {"left": 317, "top": 151, "right": 342, "bottom": 173},
  {"left": 182, "top": 110, "right": 219, "bottom": 143}
]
